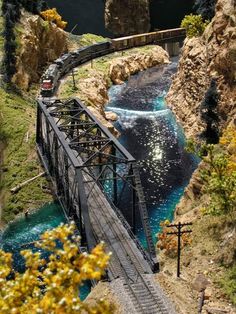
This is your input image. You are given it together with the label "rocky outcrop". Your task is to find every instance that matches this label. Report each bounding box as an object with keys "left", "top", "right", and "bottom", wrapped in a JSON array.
[
  {"left": 105, "top": 0, "right": 150, "bottom": 36},
  {"left": 72, "top": 71, "right": 119, "bottom": 137},
  {"left": 13, "top": 12, "right": 68, "bottom": 90},
  {"left": 166, "top": 0, "right": 236, "bottom": 139},
  {"left": 109, "top": 46, "right": 169, "bottom": 84},
  {"left": 67, "top": 46, "right": 169, "bottom": 137}
]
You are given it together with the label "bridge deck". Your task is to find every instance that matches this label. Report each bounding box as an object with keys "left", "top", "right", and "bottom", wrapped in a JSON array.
[
  {"left": 81, "top": 171, "right": 175, "bottom": 313},
  {"left": 39, "top": 96, "right": 177, "bottom": 313}
]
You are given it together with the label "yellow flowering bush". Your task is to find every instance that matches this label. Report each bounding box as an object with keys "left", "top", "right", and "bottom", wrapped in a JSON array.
[
  {"left": 0, "top": 223, "right": 113, "bottom": 313},
  {"left": 40, "top": 8, "right": 67, "bottom": 29},
  {"left": 187, "top": 125, "right": 236, "bottom": 217}
]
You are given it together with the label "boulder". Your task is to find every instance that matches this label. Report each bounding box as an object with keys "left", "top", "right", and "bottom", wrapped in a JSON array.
[
  {"left": 192, "top": 274, "right": 210, "bottom": 292},
  {"left": 109, "top": 46, "right": 169, "bottom": 84},
  {"left": 105, "top": 0, "right": 150, "bottom": 36}
]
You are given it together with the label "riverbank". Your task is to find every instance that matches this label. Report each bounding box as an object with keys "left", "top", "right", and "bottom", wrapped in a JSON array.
[
  {"left": 158, "top": 0, "right": 236, "bottom": 311},
  {"left": 58, "top": 44, "right": 169, "bottom": 136}
]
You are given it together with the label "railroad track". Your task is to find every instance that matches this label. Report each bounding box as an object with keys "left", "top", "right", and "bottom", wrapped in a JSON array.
[{"left": 83, "top": 172, "right": 173, "bottom": 314}]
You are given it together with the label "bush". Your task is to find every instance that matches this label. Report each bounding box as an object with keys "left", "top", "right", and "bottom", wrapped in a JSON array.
[
  {"left": 0, "top": 223, "right": 113, "bottom": 313},
  {"left": 40, "top": 8, "right": 67, "bottom": 29},
  {"left": 157, "top": 220, "right": 192, "bottom": 257},
  {"left": 187, "top": 126, "right": 236, "bottom": 218},
  {"left": 181, "top": 14, "right": 209, "bottom": 38},
  {"left": 220, "top": 265, "right": 236, "bottom": 305}
]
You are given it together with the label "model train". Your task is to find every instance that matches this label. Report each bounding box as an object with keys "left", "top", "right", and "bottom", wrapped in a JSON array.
[{"left": 40, "top": 28, "right": 185, "bottom": 97}]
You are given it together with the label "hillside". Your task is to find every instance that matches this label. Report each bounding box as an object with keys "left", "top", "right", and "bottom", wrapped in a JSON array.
[{"left": 157, "top": 0, "right": 236, "bottom": 312}]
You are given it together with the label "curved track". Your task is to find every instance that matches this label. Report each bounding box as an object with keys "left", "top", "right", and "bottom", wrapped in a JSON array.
[{"left": 37, "top": 30, "right": 185, "bottom": 313}]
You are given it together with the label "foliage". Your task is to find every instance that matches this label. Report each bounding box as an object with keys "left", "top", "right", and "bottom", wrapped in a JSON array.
[
  {"left": 1, "top": 0, "right": 20, "bottom": 82},
  {"left": 219, "top": 265, "right": 236, "bottom": 305},
  {"left": 200, "top": 79, "right": 219, "bottom": 144},
  {"left": 187, "top": 127, "right": 236, "bottom": 217},
  {"left": 79, "top": 33, "right": 107, "bottom": 47},
  {"left": 194, "top": 0, "right": 216, "bottom": 21},
  {"left": 181, "top": 14, "right": 209, "bottom": 38},
  {"left": 0, "top": 223, "right": 113, "bottom": 313},
  {"left": 0, "top": 88, "right": 52, "bottom": 222},
  {"left": 40, "top": 8, "right": 67, "bottom": 29},
  {"left": 1, "top": 0, "right": 48, "bottom": 82},
  {"left": 156, "top": 220, "right": 192, "bottom": 257}
]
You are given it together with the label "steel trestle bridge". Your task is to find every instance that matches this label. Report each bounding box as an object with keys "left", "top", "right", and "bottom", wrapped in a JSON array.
[
  {"left": 35, "top": 28, "right": 185, "bottom": 313},
  {"left": 36, "top": 98, "right": 176, "bottom": 313}
]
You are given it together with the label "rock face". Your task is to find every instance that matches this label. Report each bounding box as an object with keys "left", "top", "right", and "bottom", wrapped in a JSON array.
[
  {"left": 70, "top": 46, "right": 169, "bottom": 137},
  {"left": 105, "top": 0, "right": 150, "bottom": 36},
  {"left": 109, "top": 46, "right": 170, "bottom": 84},
  {"left": 13, "top": 13, "right": 68, "bottom": 90},
  {"left": 166, "top": 0, "right": 236, "bottom": 139},
  {"left": 73, "top": 71, "right": 119, "bottom": 137}
]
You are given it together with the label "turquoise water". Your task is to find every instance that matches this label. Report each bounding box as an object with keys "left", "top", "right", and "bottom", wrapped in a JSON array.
[
  {"left": 0, "top": 202, "right": 90, "bottom": 300},
  {"left": 106, "top": 60, "right": 199, "bottom": 246},
  {"left": 0, "top": 59, "right": 198, "bottom": 301}
]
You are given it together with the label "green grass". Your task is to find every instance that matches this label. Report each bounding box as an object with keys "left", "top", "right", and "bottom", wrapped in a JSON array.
[
  {"left": 220, "top": 266, "right": 236, "bottom": 305},
  {"left": 79, "top": 33, "right": 107, "bottom": 46},
  {"left": 0, "top": 88, "right": 52, "bottom": 223}
]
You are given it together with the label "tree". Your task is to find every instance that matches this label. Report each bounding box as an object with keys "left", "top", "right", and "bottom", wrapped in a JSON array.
[
  {"left": 186, "top": 126, "right": 236, "bottom": 218},
  {"left": 40, "top": 8, "right": 67, "bottom": 29},
  {"left": 0, "top": 223, "right": 114, "bottom": 313},
  {"left": 180, "top": 14, "right": 209, "bottom": 38},
  {"left": 200, "top": 79, "right": 219, "bottom": 144},
  {"left": 194, "top": 0, "right": 216, "bottom": 21}
]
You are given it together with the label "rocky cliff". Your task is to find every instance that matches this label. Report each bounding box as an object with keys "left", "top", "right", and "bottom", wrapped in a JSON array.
[
  {"left": 105, "top": 0, "right": 150, "bottom": 36},
  {"left": 109, "top": 46, "right": 169, "bottom": 84},
  {"left": 166, "top": 0, "right": 236, "bottom": 139},
  {"left": 159, "top": 2, "right": 236, "bottom": 311},
  {"left": 13, "top": 11, "right": 68, "bottom": 90}
]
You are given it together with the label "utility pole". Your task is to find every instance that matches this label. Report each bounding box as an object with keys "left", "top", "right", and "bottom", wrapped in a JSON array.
[{"left": 166, "top": 222, "right": 192, "bottom": 278}]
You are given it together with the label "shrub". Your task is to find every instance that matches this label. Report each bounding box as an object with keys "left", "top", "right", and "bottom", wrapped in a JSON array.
[
  {"left": 0, "top": 223, "right": 113, "bottom": 313},
  {"left": 40, "top": 8, "right": 67, "bottom": 29},
  {"left": 157, "top": 220, "right": 192, "bottom": 257},
  {"left": 181, "top": 14, "right": 209, "bottom": 38},
  {"left": 187, "top": 126, "right": 236, "bottom": 218}
]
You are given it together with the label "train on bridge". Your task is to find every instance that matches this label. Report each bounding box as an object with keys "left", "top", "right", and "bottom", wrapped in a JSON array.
[{"left": 40, "top": 27, "right": 185, "bottom": 97}]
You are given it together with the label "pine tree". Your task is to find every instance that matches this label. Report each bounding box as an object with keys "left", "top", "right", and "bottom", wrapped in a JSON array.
[
  {"left": 194, "top": 0, "right": 216, "bottom": 21},
  {"left": 200, "top": 79, "right": 219, "bottom": 144}
]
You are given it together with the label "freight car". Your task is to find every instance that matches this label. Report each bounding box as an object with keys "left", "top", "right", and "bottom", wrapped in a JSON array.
[
  {"left": 40, "top": 28, "right": 185, "bottom": 97},
  {"left": 111, "top": 27, "right": 186, "bottom": 50}
]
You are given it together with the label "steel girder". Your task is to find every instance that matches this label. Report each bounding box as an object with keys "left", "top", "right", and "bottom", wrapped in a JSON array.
[{"left": 36, "top": 98, "right": 157, "bottom": 267}]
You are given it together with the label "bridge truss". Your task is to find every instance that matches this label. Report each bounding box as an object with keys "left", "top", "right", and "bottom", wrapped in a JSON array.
[{"left": 36, "top": 98, "right": 157, "bottom": 270}]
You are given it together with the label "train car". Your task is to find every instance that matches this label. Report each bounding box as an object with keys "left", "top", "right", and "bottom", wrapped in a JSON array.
[
  {"left": 54, "top": 53, "right": 74, "bottom": 75},
  {"left": 91, "top": 40, "right": 113, "bottom": 58},
  {"left": 111, "top": 28, "right": 186, "bottom": 51},
  {"left": 40, "top": 64, "right": 60, "bottom": 97}
]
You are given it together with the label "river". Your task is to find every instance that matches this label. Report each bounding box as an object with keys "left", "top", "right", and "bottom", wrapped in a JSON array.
[
  {"left": 106, "top": 57, "right": 198, "bottom": 242},
  {"left": 0, "top": 57, "right": 198, "bottom": 300}
]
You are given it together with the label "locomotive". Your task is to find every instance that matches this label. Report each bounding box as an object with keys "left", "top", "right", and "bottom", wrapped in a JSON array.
[{"left": 40, "top": 28, "right": 185, "bottom": 97}]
